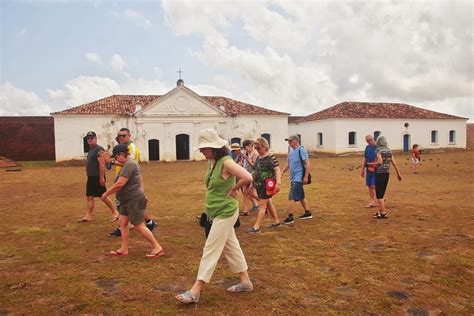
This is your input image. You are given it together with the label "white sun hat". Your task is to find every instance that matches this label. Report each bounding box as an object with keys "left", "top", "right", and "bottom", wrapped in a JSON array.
[{"left": 196, "top": 129, "right": 229, "bottom": 149}]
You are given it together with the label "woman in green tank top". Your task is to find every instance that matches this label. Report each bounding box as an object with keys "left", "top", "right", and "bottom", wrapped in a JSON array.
[{"left": 176, "top": 129, "right": 254, "bottom": 304}]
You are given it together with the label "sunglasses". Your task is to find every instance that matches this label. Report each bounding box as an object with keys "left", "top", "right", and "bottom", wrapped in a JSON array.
[
  {"left": 86, "top": 136, "right": 95, "bottom": 140},
  {"left": 254, "top": 146, "right": 262, "bottom": 150},
  {"left": 118, "top": 134, "right": 129, "bottom": 138}
]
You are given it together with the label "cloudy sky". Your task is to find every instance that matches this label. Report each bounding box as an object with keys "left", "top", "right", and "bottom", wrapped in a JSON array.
[{"left": 1, "top": 0, "right": 473, "bottom": 120}]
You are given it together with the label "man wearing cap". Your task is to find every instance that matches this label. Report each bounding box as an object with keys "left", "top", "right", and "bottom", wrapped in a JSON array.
[
  {"left": 104, "top": 128, "right": 157, "bottom": 237},
  {"left": 281, "top": 135, "right": 312, "bottom": 224},
  {"left": 78, "top": 131, "right": 118, "bottom": 222},
  {"left": 101, "top": 144, "right": 164, "bottom": 258}
]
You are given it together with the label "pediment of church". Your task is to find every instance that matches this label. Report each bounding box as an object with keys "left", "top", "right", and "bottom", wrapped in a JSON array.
[{"left": 138, "top": 86, "right": 225, "bottom": 117}]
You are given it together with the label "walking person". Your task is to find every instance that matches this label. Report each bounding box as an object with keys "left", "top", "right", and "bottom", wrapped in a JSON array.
[
  {"left": 176, "top": 129, "right": 253, "bottom": 304},
  {"left": 361, "top": 134, "right": 378, "bottom": 208},
  {"left": 281, "top": 135, "right": 312, "bottom": 224},
  {"left": 240, "top": 139, "right": 260, "bottom": 216},
  {"left": 78, "top": 131, "right": 118, "bottom": 222},
  {"left": 106, "top": 128, "right": 157, "bottom": 237},
  {"left": 411, "top": 144, "right": 421, "bottom": 174},
  {"left": 101, "top": 144, "right": 164, "bottom": 258},
  {"left": 230, "top": 143, "right": 244, "bottom": 165},
  {"left": 368, "top": 136, "right": 402, "bottom": 219},
  {"left": 247, "top": 137, "right": 282, "bottom": 233}
]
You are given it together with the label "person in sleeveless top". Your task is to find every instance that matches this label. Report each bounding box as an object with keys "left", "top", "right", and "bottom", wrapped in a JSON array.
[
  {"left": 176, "top": 129, "right": 253, "bottom": 304},
  {"left": 367, "top": 136, "right": 402, "bottom": 219}
]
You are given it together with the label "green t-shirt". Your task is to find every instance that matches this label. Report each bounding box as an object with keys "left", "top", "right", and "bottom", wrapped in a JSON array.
[{"left": 204, "top": 156, "right": 238, "bottom": 219}]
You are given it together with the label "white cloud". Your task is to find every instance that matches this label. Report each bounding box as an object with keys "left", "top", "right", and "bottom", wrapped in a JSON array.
[
  {"left": 110, "top": 54, "right": 126, "bottom": 72},
  {"left": 162, "top": 0, "right": 473, "bottom": 119},
  {"left": 0, "top": 82, "right": 51, "bottom": 116},
  {"left": 85, "top": 52, "right": 102, "bottom": 64},
  {"left": 113, "top": 9, "right": 152, "bottom": 29},
  {"left": 58, "top": 76, "right": 121, "bottom": 107}
]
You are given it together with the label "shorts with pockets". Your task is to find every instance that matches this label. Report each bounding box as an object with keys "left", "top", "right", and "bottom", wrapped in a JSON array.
[
  {"left": 288, "top": 181, "right": 305, "bottom": 201},
  {"left": 118, "top": 197, "right": 147, "bottom": 225}
]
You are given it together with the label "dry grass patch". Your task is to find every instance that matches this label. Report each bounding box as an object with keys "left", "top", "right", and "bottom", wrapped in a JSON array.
[{"left": 0, "top": 151, "right": 473, "bottom": 315}]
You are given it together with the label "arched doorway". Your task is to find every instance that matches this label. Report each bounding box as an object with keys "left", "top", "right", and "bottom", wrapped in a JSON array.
[
  {"left": 231, "top": 137, "right": 241, "bottom": 145},
  {"left": 83, "top": 136, "right": 89, "bottom": 153},
  {"left": 176, "top": 134, "right": 190, "bottom": 160},
  {"left": 403, "top": 134, "right": 411, "bottom": 152},
  {"left": 148, "top": 139, "right": 160, "bottom": 161},
  {"left": 261, "top": 133, "right": 271, "bottom": 147}
]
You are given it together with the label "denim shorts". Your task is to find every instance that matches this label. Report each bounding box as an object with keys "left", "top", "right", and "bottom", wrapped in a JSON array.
[
  {"left": 366, "top": 171, "right": 376, "bottom": 187},
  {"left": 288, "top": 181, "right": 305, "bottom": 201}
]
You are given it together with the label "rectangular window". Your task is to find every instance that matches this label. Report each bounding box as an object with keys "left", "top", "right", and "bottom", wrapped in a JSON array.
[
  {"left": 374, "top": 131, "right": 381, "bottom": 140},
  {"left": 317, "top": 132, "right": 323, "bottom": 147},
  {"left": 431, "top": 130, "right": 438, "bottom": 144},
  {"left": 297, "top": 134, "right": 302, "bottom": 145},
  {"left": 348, "top": 131, "right": 356, "bottom": 146},
  {"left": 449, "top": 130, "right": 456, "bottom": 144}
]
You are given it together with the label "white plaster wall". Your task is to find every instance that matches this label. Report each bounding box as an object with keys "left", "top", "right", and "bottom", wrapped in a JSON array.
[
  {"left": 136, "top": 115, "right": 288, "bottom": 162},
  {"left": 289, "top": 119, "right": 336, "bottom": 153},
  {"left": 333, "top": 118, "right": 467, "bottom": 153},
  {"left": 225, "top": 115, "right": 289, "bottom": 154},
  {"left": 53, "top": 115, "right": 130, "bottom": 161}
]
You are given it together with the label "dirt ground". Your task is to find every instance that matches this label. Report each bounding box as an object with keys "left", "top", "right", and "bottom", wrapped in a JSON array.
[{"left": 0, "top": 151, "right": 473, "bottom": 315}]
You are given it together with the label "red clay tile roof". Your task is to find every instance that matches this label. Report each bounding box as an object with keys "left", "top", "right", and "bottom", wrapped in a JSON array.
[
  {"left": 51, "top": 95, "right": 288, "bottom": 116},
  {"left": 295, "top": 102, "right": 466, "bottom": 123},
  {"left": 288, "top": 116, "right": 305, "bottom": 124}
]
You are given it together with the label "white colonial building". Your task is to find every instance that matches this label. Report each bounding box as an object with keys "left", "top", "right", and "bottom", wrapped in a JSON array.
[
  {"left": 289, "top": 102, "right": 468, "bottom": 154},
  {"left": 51, "top": 80, "right": 289, "bottom": 162}
]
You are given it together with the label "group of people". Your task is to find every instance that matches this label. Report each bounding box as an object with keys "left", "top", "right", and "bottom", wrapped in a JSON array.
[
  {"left": 79, "top": 128, "right": 161, "bottom": 258},
  {"left": 361, "top": 134, "right": 403, "bottom": 219},
  {"left": 228, "top": 134, "right": 313, "bottom": 233},
  {"left": 79, "top": 127, "right": 405, "bottom": 304}
]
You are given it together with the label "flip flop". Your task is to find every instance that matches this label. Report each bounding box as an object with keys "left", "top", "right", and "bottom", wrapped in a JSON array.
[
  {"left": 145, "top": 250, "right": 165, "bottom": 259},
  {"left": 239, "top": 211, "right": 249, "bottom": 216},
  {"left": 365, "top": 204, "right": 377, "bottom": 208},
  {"left": 109, "top": 250, "right": 127, "bottom": 257},
  {"left": 77, "top": 217, "right": 92, "bottom": 222},
  {"left": 227, "top": 283, "right": 254, "bottom": 293},
  {"left": 176, "top": 290, "right": 199, "bottom": 304},
  {"left": 109, "top": 215, "right": 119, "bottom": 222}
]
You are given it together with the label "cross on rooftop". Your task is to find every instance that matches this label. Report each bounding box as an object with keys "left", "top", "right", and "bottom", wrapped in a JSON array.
[{"left": 177, "top": 68, "right": 183, "bottom": 79}]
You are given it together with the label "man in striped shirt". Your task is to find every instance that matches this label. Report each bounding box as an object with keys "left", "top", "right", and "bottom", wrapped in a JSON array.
[{"left": 107, "top": 128, "right": 158, "bottom": 237}]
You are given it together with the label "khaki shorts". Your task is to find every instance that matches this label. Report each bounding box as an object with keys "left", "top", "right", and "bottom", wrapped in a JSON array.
[{"left": 118, "top": 197, "right": 147, "bottom": 225}]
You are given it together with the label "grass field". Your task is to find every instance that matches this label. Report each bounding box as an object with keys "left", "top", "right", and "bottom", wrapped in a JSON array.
[{"left": 1, "top": 151, "right": 473, "bottom": 315}]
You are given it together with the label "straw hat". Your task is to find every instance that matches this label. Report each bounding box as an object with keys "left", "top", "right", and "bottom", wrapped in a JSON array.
[
  {"left": 196, "top": 129, "right": 228, "bottom": 149},
  {"left": 230, "top": 143, "right": 241, "bottom": 151}
]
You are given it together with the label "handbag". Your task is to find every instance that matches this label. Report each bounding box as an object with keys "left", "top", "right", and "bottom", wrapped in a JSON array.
[
  {"left": 298, "top": 147, "right": 312, "bottom": 185},
  {"left": 265, "top": 178, "right": 276, "bottom": 196}
]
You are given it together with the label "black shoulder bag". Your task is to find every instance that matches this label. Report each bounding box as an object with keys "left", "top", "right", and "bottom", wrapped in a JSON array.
[{"left": 299, "top": 147, "right": 312, "bottom": 185}]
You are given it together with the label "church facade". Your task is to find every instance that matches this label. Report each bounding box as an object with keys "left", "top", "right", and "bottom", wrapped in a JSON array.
[{"left": 51, "top": 81, "right": 289, "bottom": 162}]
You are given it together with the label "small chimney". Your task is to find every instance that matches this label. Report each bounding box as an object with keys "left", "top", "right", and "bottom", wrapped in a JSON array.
[{"left": 177, "top": 79, "right": 184, "bottom": 86}]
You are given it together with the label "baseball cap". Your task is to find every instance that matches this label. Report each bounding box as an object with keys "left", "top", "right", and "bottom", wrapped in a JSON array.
[
  {"left": 112, "top": 144, "right": 129, "bottom": 157},
  {"left": 86, "top": 131, "right": 96, "bottom": 137},
  {"left": 285, "top": 135, "right": 300, "bottom": 142}
]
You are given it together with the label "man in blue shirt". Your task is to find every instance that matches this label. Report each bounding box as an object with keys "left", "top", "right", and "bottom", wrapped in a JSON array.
[
  {"left": 281, "top": 135, "right": 312, "bottom": 224},
  {"left": 361, "top": 134, "right": 378, "bottom": 208}
]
